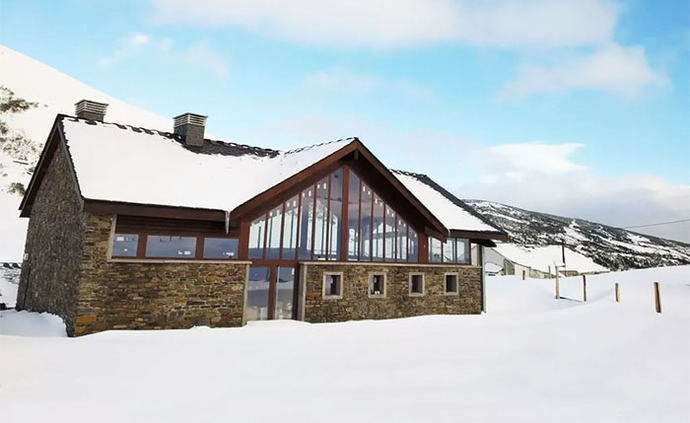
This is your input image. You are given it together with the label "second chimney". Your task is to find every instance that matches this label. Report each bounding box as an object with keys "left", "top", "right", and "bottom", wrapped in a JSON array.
[
  {"left": 75, "top": 99, "right": 108, "bottom": 121},
  {"left": 174, "top": 113, "right": 207, "bottom": 147}
]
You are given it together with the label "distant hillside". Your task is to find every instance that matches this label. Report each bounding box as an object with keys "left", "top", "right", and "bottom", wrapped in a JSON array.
[
  {"left": 0, "top": 45, "right": 173, "bottom": 260},
  {"left": 464, "top": 200, "right": 690, "bottom": 271}
]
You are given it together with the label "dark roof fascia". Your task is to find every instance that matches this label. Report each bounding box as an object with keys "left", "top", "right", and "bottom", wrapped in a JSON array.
[
  {"left": 83, "top": 199, "right": 227, "bottom": 222},
  {"left": 450, "top": 229, "right": 509, "bottom": 242},
  {"left": 354, "top": 141, "right": 449, "bottom": 239},
  {"left": 19, "top": 115, "right": 70, "bottom": 217},
  {"left": 229, "top": 138, "right": 450, "bottom": 240}
]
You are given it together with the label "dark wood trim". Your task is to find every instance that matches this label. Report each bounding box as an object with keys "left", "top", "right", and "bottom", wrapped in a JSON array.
[
  {"left": 450, "top": 229, "right": 508, "bottom": 242},
  {"left": 85, "top": 200, "right": 227, "bottom": 222},
  {"left": 310, "top": 182, "right": 317, "bottom": 260},
  {"left": 279, "top": 202, "right": 286, "bottom": 260},
  {"left": 325, "top": 173, "right": 331, "bottom": 260},
  {"left": 20, "top": 116, "right": 65, "bottom": 217},
  {"left": 238, "top": 221, "right": 250, "bottom": 260},
  {"left": 340, "top": 167, "right": 350, "bottom": 261}
]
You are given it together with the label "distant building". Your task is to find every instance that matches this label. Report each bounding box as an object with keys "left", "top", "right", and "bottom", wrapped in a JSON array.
[{"left": 472, "top": 243, "right": 608, "bottom": 278}]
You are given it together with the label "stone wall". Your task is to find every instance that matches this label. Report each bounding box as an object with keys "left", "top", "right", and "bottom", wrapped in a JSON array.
[
  {"left": 73, "top": 214, "right": 249, "bottom": 336},
  {"left": 17, "top": 141, "right": 85, "bottom": 334},
  {"left": 301, "top": 263, "right": 482, "bottom": 323}
]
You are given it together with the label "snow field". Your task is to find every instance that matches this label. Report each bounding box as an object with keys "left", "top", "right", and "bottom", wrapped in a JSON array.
[{"left": 0, "top": 265, "right": 688, "bottom": 422}]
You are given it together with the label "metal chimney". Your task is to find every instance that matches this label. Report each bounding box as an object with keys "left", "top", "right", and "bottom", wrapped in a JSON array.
[
  {"left": 75, "top": 100, "right": 108, "bottom": 121},
  {"left": 173, "top": 113, "right": 207, "bottom": 147}
]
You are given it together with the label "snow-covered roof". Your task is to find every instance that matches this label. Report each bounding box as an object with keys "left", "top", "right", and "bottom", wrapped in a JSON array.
[
  {"left": 392, "top": 170, "right": 501, "bottom": 233},
  {"left": 492, "top": 243, "right": 608, "bottom": 274},
  {"left": 61, "top": 117, "right": 354, "bottom": 212}
]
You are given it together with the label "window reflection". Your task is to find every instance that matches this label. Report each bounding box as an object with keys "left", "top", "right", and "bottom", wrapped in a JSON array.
[{"left": 146, "top": 235, "right": 196, "bottom": 258}]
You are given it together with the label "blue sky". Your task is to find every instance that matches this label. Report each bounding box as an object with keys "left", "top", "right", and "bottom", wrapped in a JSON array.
[{"left": 1, "top": 0, "right": 689, "bottom": 241}]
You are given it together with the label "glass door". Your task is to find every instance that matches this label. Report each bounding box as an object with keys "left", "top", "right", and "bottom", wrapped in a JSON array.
[
  {"left": 246, "top": 265, "right": 297, "bottom": 321},
  {"left": 274, "top": 267, "right": 296, "bottom": 319},
  {"left": 246, "top": 266, "right": 271, "bottom": 321}
]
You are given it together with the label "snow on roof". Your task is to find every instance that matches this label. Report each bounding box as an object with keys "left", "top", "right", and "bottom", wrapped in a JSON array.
[
  {"left": 492, "top": 243, "right": 608, "bottom": 274},
  {"left": 62, "top": 117, "right": 353, "bottom": 211},
  {"left": 391, "top": 170, "right": 500, "bottom": 232}
]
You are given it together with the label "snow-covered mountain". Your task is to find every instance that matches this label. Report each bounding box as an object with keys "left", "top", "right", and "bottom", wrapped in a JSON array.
[
  {"left": 464, "top": 200, "right": 690, "bottom": 270},
  {"left": 0, "top": 45, "right": 173, "bottom": 260},
  {"left": 1, "top": 45, "right": 688, "bottom": 271}
]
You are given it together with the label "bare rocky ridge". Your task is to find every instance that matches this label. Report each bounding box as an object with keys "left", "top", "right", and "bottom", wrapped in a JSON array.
[{"left": 464, "top": 200, "right": 690, "bottom": 270}]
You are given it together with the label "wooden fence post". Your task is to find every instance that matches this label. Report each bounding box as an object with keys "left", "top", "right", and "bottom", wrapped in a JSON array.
[
  {"left": 615, "top": 283, "right": 620, "bottom": 303},
  {"left": 654, "top": 282, "right": 661, "bottom": 313},
  {"left": 522, "top": 270, "right": 525, "bottom": 280},
  {"left": 555, "top": 273, "right": 560, "bottom": 299},
  {"left": 548, "top": 265, "right": 551, "bottom": 279},
  {"left": 582, "top": 274, "right": 587, "bottom": 302}
]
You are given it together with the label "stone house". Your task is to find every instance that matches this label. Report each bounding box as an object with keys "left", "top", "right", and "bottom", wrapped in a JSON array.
[{"left": 17, "top": 100, "right": 507, "bottom": 336}]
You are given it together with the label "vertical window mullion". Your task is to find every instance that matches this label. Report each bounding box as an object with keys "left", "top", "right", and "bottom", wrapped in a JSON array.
[
  {"left": 310, "top": 183, "right": 317, "bottom": 260},
  {"left": 262, "top": 213, "right": 268, "bottom": 260},
  {"left": 279, "top": 202, "right": 286, "bottom": 259},
  {"left": 325, "top": 174, "right": 331, "bottom": 260},
  {"left": 294, "top": 192, "right": 301, "bottom": 260},
  {"left": 357, "top": 178, "right": 362, "bottom": 261}
]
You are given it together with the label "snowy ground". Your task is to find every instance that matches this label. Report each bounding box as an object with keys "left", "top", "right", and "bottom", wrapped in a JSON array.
[
  {"left": 0, "top": 265, "right": 20, "bottom": 308},
  {"left": 1, "top": 266, "right": 688, "bottom": 422}
]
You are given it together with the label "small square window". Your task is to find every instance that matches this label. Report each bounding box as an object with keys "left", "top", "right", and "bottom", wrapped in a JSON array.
[
  {"left": 323, "top": 272, "right": 343, "bottom": 298},
  {"left": 409, "top": 273, "right": 424, "bottom": 296},
  {"left": 369, "top": 273, "right": 386, "bottom": 297},
  {"left": 445, "top": 273, "right": 459, "bottom": 295}
]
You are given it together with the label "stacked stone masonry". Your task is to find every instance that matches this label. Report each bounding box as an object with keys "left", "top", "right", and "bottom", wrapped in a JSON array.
[
  {"left": 18, "top": 142, "right": 85, "bottom": 334},
  {"left": 302, "top": 263, "right": 482, "bottom": 323}
]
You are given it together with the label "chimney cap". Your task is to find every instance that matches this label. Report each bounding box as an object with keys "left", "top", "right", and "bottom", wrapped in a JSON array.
[
  {"left": 174, "top": 113, "right": 207, "bottom": 128},
  {"left": 75, "top": 99, "right": 108, "bottom": 116}
]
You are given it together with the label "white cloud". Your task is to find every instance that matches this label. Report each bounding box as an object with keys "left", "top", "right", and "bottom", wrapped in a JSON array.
[
  {"left": 500, "top": 44, "right": 667, "bottom": 98},
  {"left": 99, "top": 33, "right": 164, "bottom": 65},
  {"left": 179, "top": 41, "right": 228, "bottom": 78},
  {"left": 99, "top": 34, "right": 227, "bottom": 78},
  {"left": 458, "top": 141, "right": 690, "bottom": 242},
  {"left": 302, "top": 67, "right": 435, "bottom": 101},
  {"left": 151, "top": 0, "right": 619, "bottom": 48}
]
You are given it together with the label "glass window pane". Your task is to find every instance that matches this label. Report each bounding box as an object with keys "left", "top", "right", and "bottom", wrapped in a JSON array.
[
  {"left": 246, "top": 266, "right": 270, "bottom": 321},
  {"left": 360, "top": 184, "right": 372, "bottom": 261},
  {"left": 347, "top": 171, "right": 360, "bottom": 260},
  {"left": 313, "top": 178, "right": 329, "bottom": 260},
  {"left": 384, "top": 206, "right": 395, "bottom": 261},
  {"left": 282, "top": 196, "right": 299, "bottom": 259},
  {"left": 298, "top": 187, "right": 313, "bottom": 260},
  {"left": 328, "top": 169, "right": 343, "bottom": 260},
  {"left": 203, "top": 238, "right": 239, "bottom": 259},
  {"left": 266, "top": 205, "right": 282, "bottom": 260},
  {"left": 372, "top": 195, "right": 384, "bottom": 261},
  {"left": 146, "top": 235, "right": 196, "bottom": 258},
  {"left": 275, "top": 267, "right": 295, "bottom": 319},
  {"left": 396, "top": 220, "right": 407, "bottom": 262},
  {"left": 429, "top": 237, "right": 442, "bottom": 263},
  {"left": 112, "top": 234, "right": 138, "bottom": 257},
  {"left": 249, "top": 215, "right": 265, "bottom": 259},
  {"left": 442, "top": 238, "right": 455, "bottom": 263},
  {"left": 409, "top": 229, "right": 418, "bottom": 262},
  {"left": 456, "top": 238, "right": 469, "bottom": 264}
]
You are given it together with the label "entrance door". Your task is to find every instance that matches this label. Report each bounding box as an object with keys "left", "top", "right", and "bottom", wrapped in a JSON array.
[{"left": 246, "top": 265, "right": 297, "bottom": 321}]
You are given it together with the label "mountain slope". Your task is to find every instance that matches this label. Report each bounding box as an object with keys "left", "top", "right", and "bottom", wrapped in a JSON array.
[
  {"left": 0, "top": 45, "right": 174, "bottom": 260},
  {"left": 464, "top": 199, "right": 690, "bottom": 270}
]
